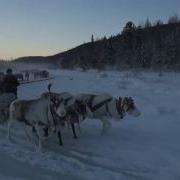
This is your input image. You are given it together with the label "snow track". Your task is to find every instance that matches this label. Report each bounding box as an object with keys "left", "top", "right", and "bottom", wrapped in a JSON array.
[
  {"left": 0, "top": 70, "right": 180, "bottom": 180},
  {"left": 0, "top": 124, "right": 152, "bottom": 180}
]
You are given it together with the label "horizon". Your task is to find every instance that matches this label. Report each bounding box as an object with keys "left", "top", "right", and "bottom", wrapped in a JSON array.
[{"left": 0, "top": 0, "right": 179, "bottom": 60}]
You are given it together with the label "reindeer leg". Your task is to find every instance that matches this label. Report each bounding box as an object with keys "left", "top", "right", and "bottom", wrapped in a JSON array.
[
  {"left": 22, "top": 125, "right": 40, "bottom": 149},
  {"left": 35, "top": 123, "right": 42, "bottom": 152},
  {"left": 57, "top": 130, "right": 63, "bottom": 146},
  {"left": 23, "top": 125, "right": 33, "bottom": 142},
  {"left": 67, "top": 118, "right": 71, "bottom": 130},
  {"left": 77, "top": 116, "right": 82, "bottom": 134},
  {"left": 100, "top": 117, "right": 111, "bottom": 135},
  {"left": 38, "top": 137, "right": 42, "bottom": 152},
  {"left": 7, "top": 120, "right": 12, "bottom": 140},
  {"left": 71, "top": 123, "right": 77, "bottom": 139},
  {"left": 55, "top": 124, "right": 63, "bottom": 146},
  {"left": 77, "top": 122, "right": 81, "bottom": 134},
  {"left": 43, "top": 126, "right": 49, "bottom": 138},
  {"left": 106, "top": 119, "right": 111, "bottom": 129},
  {"left": 101, "top": 122, "right": 106, "bottom": 135}
]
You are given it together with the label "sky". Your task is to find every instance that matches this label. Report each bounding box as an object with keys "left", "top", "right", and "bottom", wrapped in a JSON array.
[{"left": 0, "top": 0, "right": 179, "bottom": 59}]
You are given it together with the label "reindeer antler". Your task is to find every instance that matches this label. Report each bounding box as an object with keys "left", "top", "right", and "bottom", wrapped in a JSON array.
[{"left": 47, "top": 83, "right": 55, "bottom": 103}]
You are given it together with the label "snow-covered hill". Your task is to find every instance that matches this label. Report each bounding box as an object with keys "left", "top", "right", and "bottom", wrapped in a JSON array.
[{"left": 0, "top": 70, "right": 180, "bottom": 180}]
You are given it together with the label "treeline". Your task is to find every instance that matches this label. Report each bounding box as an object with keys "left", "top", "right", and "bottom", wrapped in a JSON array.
[
  {"left": 60, "top": 14, "right": 180, "bottom": 70},
  {"left": 0, "top": 60, "right": 11, "bottom": 71}
]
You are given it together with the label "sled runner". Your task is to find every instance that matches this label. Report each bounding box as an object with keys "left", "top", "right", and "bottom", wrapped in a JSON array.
[{"left": 20, "top": 77, "right": 54, "bottom": 84}]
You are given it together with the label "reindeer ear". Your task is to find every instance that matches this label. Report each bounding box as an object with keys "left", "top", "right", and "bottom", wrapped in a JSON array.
[
  {"left": 129, "top": 97, "right": 133, "bottom": 102},
  {"left": 124, "top": 97, "right": 129, "bottom": 104},
  {"left": 50, "top": 96, "right": 55, "bottom": 104},
  {"left": 124, "top": 97, "right": 127, "bottom": 101},
  {"left": 118, "top": 97, "right": 122, "bottom": 102},
  {"left": 48, "top": 83, "right": 52, "bottom": 92}
]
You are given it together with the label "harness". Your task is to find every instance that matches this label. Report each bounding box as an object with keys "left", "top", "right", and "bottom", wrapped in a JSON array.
[
  {"left": 49, "top": 102, "right": 65, "bottom": 128},
  {"left": 50, "top": 104, "right": 58, "bottom": 126},
  {"left": 46, "top": 90, "right": 66, "bottom": 133},
  {"left": 66, "top": 107, "right": 79, "bottom": 124},
  {"left": 87, "top": 95, "right": 96, "bottom": 111},
  {"left": 88, "top": 95, "right": 125, "bottom": 118},
  {"left": 88, "top": 95, "right": 112, "bottom": 113}
]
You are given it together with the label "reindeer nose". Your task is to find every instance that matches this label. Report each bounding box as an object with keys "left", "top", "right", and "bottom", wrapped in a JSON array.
[{"left": 136, "top": 110, "right": 141, "bottom": 117}]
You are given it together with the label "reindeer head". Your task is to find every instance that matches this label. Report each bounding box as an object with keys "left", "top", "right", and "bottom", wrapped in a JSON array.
[
  {"left": 122, "top": 97, "right": 141, "bottom": 117},
  {"left": 47, "top": 84, "right": 66, "bottom": 117},
  {"left": 50, "top": 94, "right": 66, "bottom": 118}
]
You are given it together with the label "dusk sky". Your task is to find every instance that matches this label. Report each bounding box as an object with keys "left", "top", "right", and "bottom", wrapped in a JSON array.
[{"left": 0, "top": 0, "right": 179, "bottom": 59}]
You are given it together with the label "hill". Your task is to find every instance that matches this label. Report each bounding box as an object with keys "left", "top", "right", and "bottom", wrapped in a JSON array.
[{"left": 12, "top": 21, "right": 180, "bottom": 70}]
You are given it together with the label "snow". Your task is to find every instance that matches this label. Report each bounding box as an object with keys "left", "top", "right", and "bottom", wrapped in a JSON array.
[{"left": 0, "top": 69, "right": 180, "bottom": 180}]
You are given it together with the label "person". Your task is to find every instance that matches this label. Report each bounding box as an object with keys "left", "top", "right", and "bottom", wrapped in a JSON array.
[
  {"left": 0, "top": 72, "right": 4, "bottom": 93},
  {"left": 0, "top": 69, "right": 19, "bottom": 122},
  {"left": 1, "top": 68, "right": 19, "bottom": 97}
]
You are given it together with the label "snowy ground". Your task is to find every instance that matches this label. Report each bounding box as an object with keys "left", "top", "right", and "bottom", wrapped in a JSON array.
[{"left": 0, "top": 69, "right": 180, "bottom": 180}]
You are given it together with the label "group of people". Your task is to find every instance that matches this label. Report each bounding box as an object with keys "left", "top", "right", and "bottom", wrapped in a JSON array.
[{"left": 0, "top": 68, "right": 19, "bottom": 122}]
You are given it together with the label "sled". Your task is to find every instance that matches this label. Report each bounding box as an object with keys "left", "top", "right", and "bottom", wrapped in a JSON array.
[{"left": 20, "top": 77, "right": 54, "bottom": 84}]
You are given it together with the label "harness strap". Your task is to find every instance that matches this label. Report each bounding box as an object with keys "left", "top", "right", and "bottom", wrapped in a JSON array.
[
  {"left": 64, "top": 97, "right": 72, "bottom": 106},
  {"left": 87, "top": 95, "right": 96, "bottom": 111},
  {"left": 90, "top": 98, "right": 112, "bottom": 112},
  {"left": 37, "top": 121, "right": 47, "bottom": 126},
  {"left": 24, "top": 119, "right": 33, "bottom": 126},
  {"left": 50, "top": 102, "right": 65, "bottom": 128},
  {"left": 106, "top": 103, "right": 110, "bottom": 116},
  {"left": 50, "top": 104, "right": 58, "bottom": 126}
]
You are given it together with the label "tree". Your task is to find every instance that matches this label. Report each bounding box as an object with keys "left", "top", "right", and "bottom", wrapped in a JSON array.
[
  {"left": 168, "top": 14, "right": 179, "bottom": 24},
  {"left": 102, "top": 38, "right": 115, "bottom": 66},
  {"left": 154, "top": 20, "right": 163, "bottom": 26},
  {"left": 144, "top": 18, "right": 152, "bottom": 28},
  {"left": 91, "top": 34, "right": 94, "bottom": 43},
  {"left": 122, "top": 21, "right": 136, "bottom": 34}
]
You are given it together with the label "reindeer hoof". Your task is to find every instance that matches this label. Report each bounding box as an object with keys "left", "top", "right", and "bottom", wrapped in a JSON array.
[{"left": 59, "top": 142, "right": 63, "bottom": 146}]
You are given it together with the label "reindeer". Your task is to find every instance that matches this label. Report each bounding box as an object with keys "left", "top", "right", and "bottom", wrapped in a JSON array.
[{"left": 7, "top": 84, "right": 66, "bottom": 151}]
